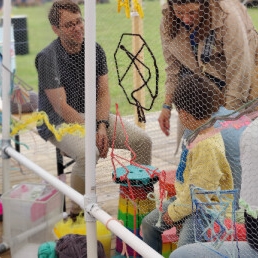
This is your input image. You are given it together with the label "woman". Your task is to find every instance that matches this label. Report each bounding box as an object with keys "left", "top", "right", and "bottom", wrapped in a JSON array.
[{"left": 158, "top": 0, "right": 258, "bottom": 138}]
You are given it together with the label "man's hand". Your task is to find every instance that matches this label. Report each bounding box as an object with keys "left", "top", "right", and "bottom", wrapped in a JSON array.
[
  {"left": 96, "top": 125, "right": 109, "bottom": 158},
  {"left": 162, "top": 212, "right": 174, "bottom": 226},
  {"left": 158, "top": 108, "right": 171, "bottom": 136}
]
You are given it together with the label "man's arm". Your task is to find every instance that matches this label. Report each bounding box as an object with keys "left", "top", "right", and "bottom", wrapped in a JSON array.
[
  {"left": 96, "top": 74, "right": 111, "bottom": 122},
  {"left": 45, "top": 87, "right": 85, "bottom": 124}
]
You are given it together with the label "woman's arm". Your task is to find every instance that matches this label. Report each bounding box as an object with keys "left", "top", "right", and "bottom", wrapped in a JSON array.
[{"left": 222, "top": 2, "right": 257, "bottom": 109}]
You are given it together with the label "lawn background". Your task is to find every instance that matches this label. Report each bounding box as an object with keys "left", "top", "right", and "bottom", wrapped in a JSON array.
[{"left": 10, "top": 0, "right": 258, "bottom": 115}]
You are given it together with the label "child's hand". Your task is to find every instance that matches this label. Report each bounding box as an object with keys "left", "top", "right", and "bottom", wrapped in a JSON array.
[{"left": 162, "top": 212, "right": 174, "bottom": 226}]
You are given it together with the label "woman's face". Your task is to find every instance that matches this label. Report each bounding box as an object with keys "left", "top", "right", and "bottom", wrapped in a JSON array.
[{"left": 173, "top": 3, "right": 200, "bottom": 27}]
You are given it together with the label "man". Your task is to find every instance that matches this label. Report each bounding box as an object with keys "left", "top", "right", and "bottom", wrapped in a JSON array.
[{"left": 35, "top": 0, "right": 152, "bottom": 217}]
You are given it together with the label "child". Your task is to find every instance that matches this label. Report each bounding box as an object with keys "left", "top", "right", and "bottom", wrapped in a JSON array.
[
  {"left": 141, "top": 74, "right": 233, "bottom": 253},
  {"left": 169, "top": 115, "right": 258, "bottom": 258}
]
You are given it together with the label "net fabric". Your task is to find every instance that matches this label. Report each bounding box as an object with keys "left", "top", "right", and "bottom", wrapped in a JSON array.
[
  {"left": 238, "top": 114, "right": 258, "bottom": 256},
  {"left": 161, "top": 0, "right": 258, "bottom": 155},
  {"left": 142, "top": 55, "right": 257, "bottom": 258},
  {"left": 161, "top": 0, "right": 258, "bottom": 108},
  {"left": 0, "top": 0, "right": 258, "bottom": 257},
  {"left": 142, "top": 100, "right": 258, "bottom": 257},
  {"left": 114, "top": 33, "right": 159, "bottom": 123},
  {"left": 155, "top": 0, "right": 258, "bottom": 255},
  {"left": 167, "top": 103, "right": 258, "bottom": 257},
  {"left": 190, "top": 186, "right": 239, "bottom": 251}
]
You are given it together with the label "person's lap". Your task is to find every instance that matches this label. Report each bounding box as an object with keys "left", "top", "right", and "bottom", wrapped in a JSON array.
[
  {"left": 48, "top": 113, "right": 152, "bottom": 212},
  {"left": 141, "top": 197, "right": 208, "bottom": 253}
]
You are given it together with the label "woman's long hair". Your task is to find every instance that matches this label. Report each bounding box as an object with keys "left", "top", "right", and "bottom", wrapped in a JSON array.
[{"left": 166, "top": 0, "right": 212, "bottom": 41}]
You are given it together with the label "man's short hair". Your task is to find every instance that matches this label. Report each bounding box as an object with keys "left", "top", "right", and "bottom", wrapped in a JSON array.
[
  {"left": 173, "top": 74, "right": 225, "bottom": 120},
  {"left": 48, "top": 0, "right": 82, "bottom": 27}
]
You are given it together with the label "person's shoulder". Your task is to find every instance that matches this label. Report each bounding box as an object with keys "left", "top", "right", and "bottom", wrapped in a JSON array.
[
  {"left": 188, "top": 131, "right": 222, "bottom": 151},
  {"left": 218, "top": 0, "right": 247, "bottom": 15},
  {"left": 216, "top": 0, "right": 235, "bottom": 10},
  {"left": 243, "top": 118, "right": 258, "bottom": 136},
  {"left": 161, "top": 2, "right": 169, "bottom": 15},
  {"left": 240, "top": 118, "right": 258, "bottom": 149},
  {"left": 96, "top": 42, "right": 104, "bottom": 51},
  {"left": 202, "top": 132, "right": 223, "bottom": 148},
  {"left": 37, "top": 38, "right": 59, "bottom": 57},
  {"left": 198, "top": 133, "right": 225, "bottom": 156},
  {"left": 96, "top": 42, "right": 107, "bottom": 56},
  {"left": 35, "top": 39, "right": 60, "bottom": 67}
]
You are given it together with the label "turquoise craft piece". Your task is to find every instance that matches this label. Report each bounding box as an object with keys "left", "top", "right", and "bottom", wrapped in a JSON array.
[{"left": 112, "top": 164, "right": 160, "bottom": 186}]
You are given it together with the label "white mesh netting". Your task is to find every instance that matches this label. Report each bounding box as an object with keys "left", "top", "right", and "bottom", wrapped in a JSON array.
[{"left": 0, "top": 0, "right": 258, "bottom": 257}]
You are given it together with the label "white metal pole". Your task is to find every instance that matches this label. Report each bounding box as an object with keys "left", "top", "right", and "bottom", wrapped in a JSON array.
[
  {"left": 2, "top": 0, "right": 12, "bottom": 196},
  {"left": 5, "top": 145, "right": 163, "bottom": 258},
  {"left": 89, "top": 204, "right": 164, "bottom": 258},
  {"left": 1, "top": 0, "right": 13, "bottom": 252},
  {"left": 84, "top": 1, "right": 98, "bottom": 258}
]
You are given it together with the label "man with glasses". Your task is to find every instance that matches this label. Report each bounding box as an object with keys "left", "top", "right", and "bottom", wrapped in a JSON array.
[{"left": 35, "top": 0, "right": 152, "bottom": 218}]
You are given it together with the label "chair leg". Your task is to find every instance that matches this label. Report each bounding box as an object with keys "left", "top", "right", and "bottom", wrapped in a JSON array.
[
  {"left": 14, "top": 134, "right": 20, "bottom": 152},
  {"left": 56, "top": 148, "right": 64, "bottom": 176},
  {"left": 56, "top": 148, "right": 66, "bottom": 212},
  {"left": 55, "top": 148, "right": 76, "bottom": 213}
]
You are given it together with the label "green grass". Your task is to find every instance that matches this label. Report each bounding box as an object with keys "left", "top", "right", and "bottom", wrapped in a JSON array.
[
  {"left": 12, "top": 4, "right": 56, "bottom": 88},
  {"left": 10, "top": 1, "right": 258, "bottom": 115}
]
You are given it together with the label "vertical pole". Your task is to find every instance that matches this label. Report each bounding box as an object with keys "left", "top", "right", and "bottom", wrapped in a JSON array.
[
  {"left": 84, "top": 1, "right": 97, "bottom": 258},
  {"left": 1, "top": 0, "right": 12, "bottom": 249},
  {"left": 131, "top": 0, "right": 145, "bottom": 129},
  {"left": 2, "top": 0, "right": 12, "bottom": 194}
]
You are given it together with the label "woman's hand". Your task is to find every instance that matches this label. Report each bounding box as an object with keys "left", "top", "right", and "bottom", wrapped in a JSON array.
[{"left": 158, "top": 108, "right": 171, "bottom": 136}]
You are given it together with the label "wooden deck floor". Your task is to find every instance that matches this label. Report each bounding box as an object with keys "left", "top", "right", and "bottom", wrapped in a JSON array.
[{"left": 0, "top": 110, "right": 181, "bottom": 257}]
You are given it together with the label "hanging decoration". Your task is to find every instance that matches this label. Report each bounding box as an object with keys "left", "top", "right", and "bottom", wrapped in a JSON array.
[
  {"left": 114, "top": 33, "right": 159, "bottom": 123},
  {"left": 10, "top": 111, "right": 85, "bottom": 142}
]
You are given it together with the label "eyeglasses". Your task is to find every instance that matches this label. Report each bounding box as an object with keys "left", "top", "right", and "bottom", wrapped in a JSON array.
[
  {"left": 59, "top": 18, "right": 84, "bottom": 30},
  {"left": 174, "top": 9, "right": 199, "bottom": 18}
]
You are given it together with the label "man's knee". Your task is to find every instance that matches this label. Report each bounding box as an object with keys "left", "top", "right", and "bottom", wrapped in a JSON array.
[
  {"left": 144, "top": 133, "right": 152, "bottom": 149},
  {"left": 131, "top": 131, "right": 152, "bottom": 150}
]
